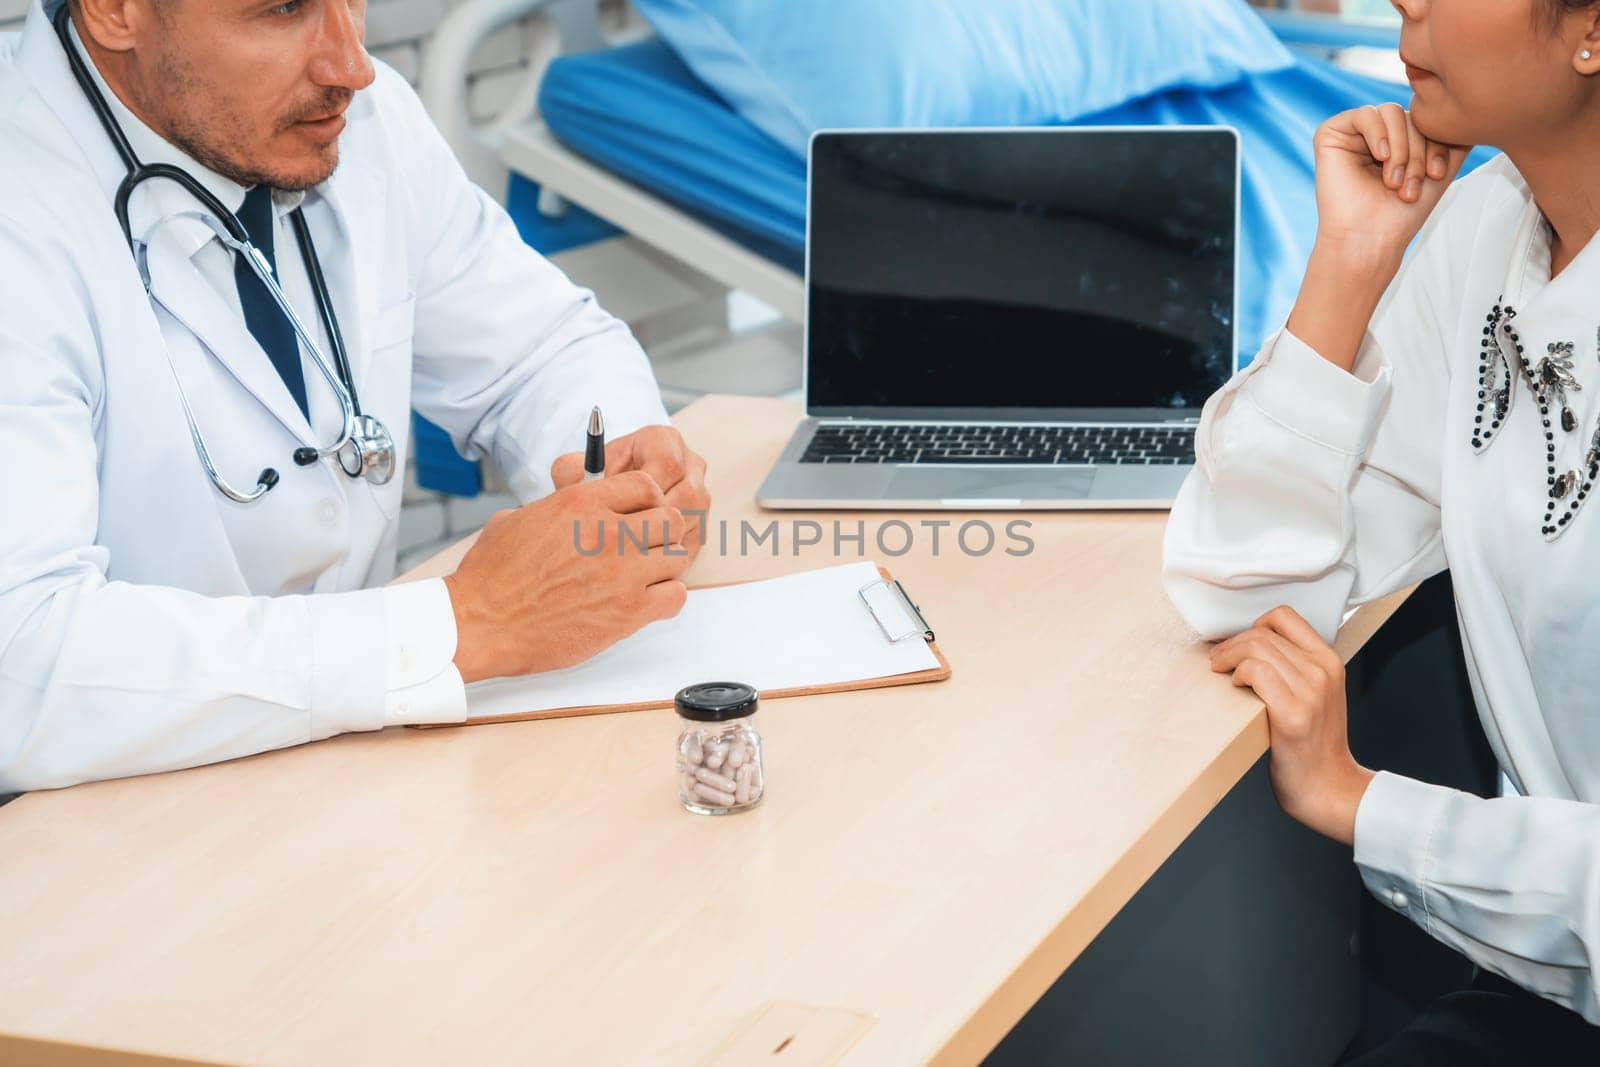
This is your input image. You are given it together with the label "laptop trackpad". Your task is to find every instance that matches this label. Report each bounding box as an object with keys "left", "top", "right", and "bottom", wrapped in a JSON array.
[{"left": 884, "top": 466, "right": 1096, "bottom": 501}]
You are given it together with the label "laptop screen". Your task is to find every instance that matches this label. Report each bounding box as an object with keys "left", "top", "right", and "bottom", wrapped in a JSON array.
[{"left": 806, "top": 129, "right": 1239, "bottom": 420}]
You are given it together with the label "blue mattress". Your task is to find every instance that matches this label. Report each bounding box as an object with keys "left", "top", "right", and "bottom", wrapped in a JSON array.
[{"left": 535, "top": 39, "right": 1488, "bottom": 365}]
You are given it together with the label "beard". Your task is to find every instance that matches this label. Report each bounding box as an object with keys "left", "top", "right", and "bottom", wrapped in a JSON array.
[{"left": 149, "top": 46, "right": 351, "bottom": 192}]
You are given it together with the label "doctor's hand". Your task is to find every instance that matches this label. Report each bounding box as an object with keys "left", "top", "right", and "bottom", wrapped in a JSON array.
[
  {"left": 1312, "top": 104, "right": 1470, "bottom": 260},
  {"left": 1208, "top": 606, "right": 1375, "bottom": 847},
  {"left": 552, "top": 425, "right": 711, "bottom": 563},
  {"left": 443, "top": 471, "right": 690, "bottom": 684}
]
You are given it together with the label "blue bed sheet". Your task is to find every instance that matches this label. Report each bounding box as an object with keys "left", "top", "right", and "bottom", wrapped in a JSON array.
[
  {"left": 537, "top": 42, "right": 806, "bottom": 273},
  {"left": 536, "top": 40, "right": 1487, "bottom": 366}
]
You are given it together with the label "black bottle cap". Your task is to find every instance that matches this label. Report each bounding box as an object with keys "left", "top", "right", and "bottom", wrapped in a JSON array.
[{"left": 674, "top": 682, "right": 759, "bottom": 722}]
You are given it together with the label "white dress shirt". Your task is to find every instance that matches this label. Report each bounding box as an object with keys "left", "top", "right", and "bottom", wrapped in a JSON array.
[{"left": 1164, "top": 154, "right": 1600, "bottom": 1023}]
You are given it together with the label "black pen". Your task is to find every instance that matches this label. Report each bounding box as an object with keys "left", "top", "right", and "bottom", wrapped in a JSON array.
[{"left": 583, "top": 406, "right": 605, "bottom": 482}]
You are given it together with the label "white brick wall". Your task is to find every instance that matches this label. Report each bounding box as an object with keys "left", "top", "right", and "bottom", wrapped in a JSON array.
[{"left": 367, "top": 0, "right": 559, "bottom": 117}]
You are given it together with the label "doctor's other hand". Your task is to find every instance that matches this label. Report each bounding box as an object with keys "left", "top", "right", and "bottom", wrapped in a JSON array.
[
  {"left": 551, "top": 424, "right": 711, "bottom": 562},
  {"left": 1208, "top": 606, "right": 1376, "bottom": 848},
  {"left": 1311, "top": 103, "right": 1470, "bottom": 261},
  {"left": 443, "top": 471, "right": 689, "bottom": 684}
]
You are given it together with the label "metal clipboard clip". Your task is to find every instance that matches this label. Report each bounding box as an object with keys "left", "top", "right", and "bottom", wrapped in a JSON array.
[{"left": 858, "top": 578, "right": 936, "bottom": 644}]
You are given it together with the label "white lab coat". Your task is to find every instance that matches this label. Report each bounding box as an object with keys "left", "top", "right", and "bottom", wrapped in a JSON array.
[
  {"left": 1164, "top": 153, "right": 1600, "bottom": 1023},
  {"left": 0, "top": 1, "right": 669, "bottom": 791}
]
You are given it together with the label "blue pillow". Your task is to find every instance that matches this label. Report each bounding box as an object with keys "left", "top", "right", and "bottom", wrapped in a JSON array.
[{"left": 631, "top": 0, "right": 1295, "bottom": 155}]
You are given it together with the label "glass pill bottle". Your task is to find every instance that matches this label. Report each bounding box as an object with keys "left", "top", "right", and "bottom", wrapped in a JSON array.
[{"left": 675, "top": 682, "right": 765, "bottom": 815}]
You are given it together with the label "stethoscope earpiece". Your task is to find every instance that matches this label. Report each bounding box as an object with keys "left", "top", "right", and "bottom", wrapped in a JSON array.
[{"left": 259, "top": 469, "right": 281, "bottom": 491}]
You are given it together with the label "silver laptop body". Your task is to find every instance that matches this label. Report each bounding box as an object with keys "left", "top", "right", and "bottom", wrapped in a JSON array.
[{"left": 757, "top": 126, "right": 1241, "bottom": 511}]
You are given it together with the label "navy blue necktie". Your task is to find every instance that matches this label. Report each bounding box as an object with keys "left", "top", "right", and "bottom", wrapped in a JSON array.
[{"left": 234, "top": 187, "right": 309, "bottom": 419}]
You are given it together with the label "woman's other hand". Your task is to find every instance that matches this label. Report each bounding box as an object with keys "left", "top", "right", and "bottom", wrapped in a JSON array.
[{"left": 1209, "top": 605, "right": 1375, "bottom": 847}]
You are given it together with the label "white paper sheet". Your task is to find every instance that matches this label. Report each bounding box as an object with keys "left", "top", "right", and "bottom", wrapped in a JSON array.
[{"left": 464, "top": 560, "right": 941, "bottom": 719}]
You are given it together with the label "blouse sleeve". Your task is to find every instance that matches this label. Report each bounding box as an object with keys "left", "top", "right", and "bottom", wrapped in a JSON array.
[
  {"left": 1356, "top": 772, "right": 1600, "bottom": 1023},
  {"left": 1161, "top": 185, "right": 1474, "bottom": 645}
]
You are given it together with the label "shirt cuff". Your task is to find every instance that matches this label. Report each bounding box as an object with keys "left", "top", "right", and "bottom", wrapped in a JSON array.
[
  {"left": 308, "top": 587, "right": 389, "bottom": 737},
  {"left": 382, "top": 579, "right": 468, "bottom": 726},
  {"left": 1239, "top": 328, "right": 1393, "bottom": 457},
  {"left": 1353, "top": 770, "right": 1456, "bottom": 930}
]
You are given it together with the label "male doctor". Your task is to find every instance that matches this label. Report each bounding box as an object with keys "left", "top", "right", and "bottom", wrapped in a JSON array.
[{"left": 0, "top": 0, "right": 711, "bottom": 792}]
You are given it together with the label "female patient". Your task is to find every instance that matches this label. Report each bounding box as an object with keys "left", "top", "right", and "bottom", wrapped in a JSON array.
[{"left": 1164, "top": 0, "right": 1600, "bottom": 1061}]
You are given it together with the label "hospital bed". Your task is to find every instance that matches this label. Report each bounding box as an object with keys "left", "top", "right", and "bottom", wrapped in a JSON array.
[{"left": 413, "top": 2, "right": 1448, "bottom": 492}]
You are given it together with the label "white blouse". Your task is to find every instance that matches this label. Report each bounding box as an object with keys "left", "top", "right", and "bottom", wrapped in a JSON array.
[{"left": 1163, "top": 154, "right": 1600, "bottom": 1023}]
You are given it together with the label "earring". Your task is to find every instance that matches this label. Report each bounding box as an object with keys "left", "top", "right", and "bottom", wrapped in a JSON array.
[{"left": 1584, "top": 49, "right": 1595, "bottom": 61}]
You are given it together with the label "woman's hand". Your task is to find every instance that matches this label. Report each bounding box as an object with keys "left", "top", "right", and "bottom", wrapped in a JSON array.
[
  {"left": 1287, "top": 105, "right": 1473, "bottom": 374},
  {"left": 1209, "top": 606, "right": 1375, "bottom": 846},
  {"left": 1313, "top": 103, "right": 1470, "bottom": 261}
]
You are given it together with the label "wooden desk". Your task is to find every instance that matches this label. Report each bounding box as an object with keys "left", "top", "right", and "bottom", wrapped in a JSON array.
[{"left": 0, "top": 396, "right": 1410, "bottom": 1066}]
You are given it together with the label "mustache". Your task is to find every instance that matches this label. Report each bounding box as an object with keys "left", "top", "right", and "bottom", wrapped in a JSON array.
[{"left": 280, "top": 89, "right": 355, "bottom": 128}]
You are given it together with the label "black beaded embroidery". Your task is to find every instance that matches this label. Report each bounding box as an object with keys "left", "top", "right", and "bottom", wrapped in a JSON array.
[{"left": 1476, "top": 299, "right": 1600, "bottom": 541}]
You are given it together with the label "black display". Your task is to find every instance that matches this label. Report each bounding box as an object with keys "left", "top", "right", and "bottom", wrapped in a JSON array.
[{"left": 806, "top": 129, "right": 1238, "bottom": 417}]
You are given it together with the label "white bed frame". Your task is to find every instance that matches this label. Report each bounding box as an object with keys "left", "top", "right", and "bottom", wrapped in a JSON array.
[{"left": 419, "top": 0, "right": 804, "bottom": 363}]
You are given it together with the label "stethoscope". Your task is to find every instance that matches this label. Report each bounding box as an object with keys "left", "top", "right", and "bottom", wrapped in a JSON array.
[{"left": 53, "top": 5, "right": 395, "bottom": 504}]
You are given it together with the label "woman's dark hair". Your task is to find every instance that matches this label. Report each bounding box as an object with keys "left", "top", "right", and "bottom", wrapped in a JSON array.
[{"left": 1546, "top": 0, "right": 1600, "bottom": 29}]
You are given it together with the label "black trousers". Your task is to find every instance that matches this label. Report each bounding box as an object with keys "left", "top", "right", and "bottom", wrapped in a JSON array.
[{"left": 1345, "top": 971, "right": 1600, "bottom": 1066}]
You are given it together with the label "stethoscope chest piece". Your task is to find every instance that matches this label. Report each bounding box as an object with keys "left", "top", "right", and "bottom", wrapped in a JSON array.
[{"left": 338, "top": 415, "right": 397, "bottom": 485}]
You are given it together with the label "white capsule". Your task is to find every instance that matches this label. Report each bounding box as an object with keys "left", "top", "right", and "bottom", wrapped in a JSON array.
[
  {"left": 681, "top": 733, "right": 704, "bottom": 766},
  {"left": 704, "top": 742, "right": 727, "bottom": 771},
  {"left": 681, "top": 773, "right": 699, "bottom": 797},
  {"left": 694, "top": 767, "right": 738, "bottom": 793},
  {"left": 734, "top": 763, "right": 753, "bottom": 805},
  {"left": 726, "top": 740, "right": 747, "bottom": 769},
  {"left": 747, "top": 760, "right": 764, "bottom": 798},
  {"left": 692, "top": 783, "right": 736, "bottom": 807}
]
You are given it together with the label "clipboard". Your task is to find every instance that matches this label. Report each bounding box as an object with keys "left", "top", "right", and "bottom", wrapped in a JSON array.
[{"left": 419, "top": 563, "right": 950, "bottom": 728}]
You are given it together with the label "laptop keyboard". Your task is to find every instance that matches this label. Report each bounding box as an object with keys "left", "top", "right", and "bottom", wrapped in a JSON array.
[{"left": 799, "top": 423, "right": 1197, "bottom": 466}]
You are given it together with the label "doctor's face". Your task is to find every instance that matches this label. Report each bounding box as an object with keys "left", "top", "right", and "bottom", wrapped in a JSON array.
[
  {"left": 1391, "top": 0, "right": 1600, "bottom": 150},
  {"left": 83, "top": 0, "right": 375, "bottom": 190}
]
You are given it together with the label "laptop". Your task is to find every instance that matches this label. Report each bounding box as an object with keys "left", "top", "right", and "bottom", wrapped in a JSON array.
[{"left": 756, "top": 127, "right": 1240, "bottom": 511}]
